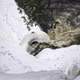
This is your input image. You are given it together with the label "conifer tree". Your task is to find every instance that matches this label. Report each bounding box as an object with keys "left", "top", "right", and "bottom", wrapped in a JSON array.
[{"left": 15, "top": 0, "right": 80, "bottom": 32}]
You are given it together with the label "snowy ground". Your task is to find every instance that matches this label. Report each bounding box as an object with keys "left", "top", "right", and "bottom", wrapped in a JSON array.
[
  {"left": 0, "top": 71, "right": 66, "bottom": 80},
  {"left": 0, "top": 0, "right": 80, "bottom": 80}
]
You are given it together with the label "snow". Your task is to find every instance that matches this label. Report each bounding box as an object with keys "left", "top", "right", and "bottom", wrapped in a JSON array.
[
  {"left": 0, "top": 71, "right": 66, "bottom": 80},
  {"left": 74, "top": 76, "right": 80, "bottom": 80},
  {"left": 0, "top": 0, "right": 80, "bottom": 80},
  {"left": 36, "top": 45, "right": 80, "bottom": 79}
]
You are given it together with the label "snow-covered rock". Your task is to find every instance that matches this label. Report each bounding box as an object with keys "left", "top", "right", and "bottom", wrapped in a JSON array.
[{"left": 20, "top": 30, "right": 50, "bottom": 53}]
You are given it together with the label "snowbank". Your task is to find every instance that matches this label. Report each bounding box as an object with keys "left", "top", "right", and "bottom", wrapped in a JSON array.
[
  {"left": 0, "top": 71, "right": 66, "bottom": 80},
  {"left": 0, "top": 0, "right": 40, "bottom": 73},
  {"left": 36, "top": 45, "right": 80, "bottom": 79},
  {"left": 74, "top": 76, "right": 80, "bottom": 80}
]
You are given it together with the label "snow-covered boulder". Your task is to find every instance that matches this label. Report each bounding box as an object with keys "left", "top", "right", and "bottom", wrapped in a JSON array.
[{"left": 20, "top": 30, "right": 50, "bottom": 53}]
